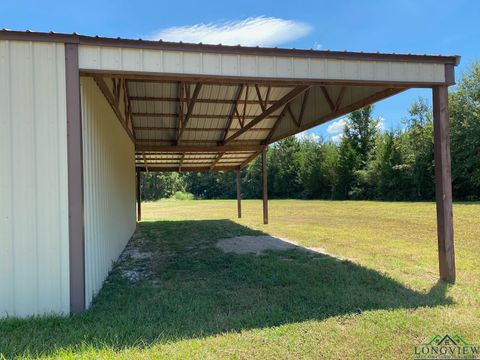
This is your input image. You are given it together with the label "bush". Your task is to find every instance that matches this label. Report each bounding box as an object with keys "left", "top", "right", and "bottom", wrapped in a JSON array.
[{"left": 170, "top": 191, "right": 194, "bottom": 200}]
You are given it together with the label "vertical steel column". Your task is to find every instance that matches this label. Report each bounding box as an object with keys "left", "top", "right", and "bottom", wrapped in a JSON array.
[
  {"left": 236, "top": 169, "right": 242, "bottom": 218},
  {"left": 262, "top": 148, "right": 268, "bottom": 225},
  {"left": 432, "top": 85, "right": 455, "bottom": 282},
  {"left": 66, "top": 43, "right": 85, "bottom": 314},
  {"left": 136, "top": 171, "right": 142, "bottom": 221}
]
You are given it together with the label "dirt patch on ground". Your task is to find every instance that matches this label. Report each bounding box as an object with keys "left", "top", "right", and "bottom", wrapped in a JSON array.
[
  {"left": 216, "top": 235, "right": 344, "bottom": 260},
  {"left": 216, "top": 235, "right": 297, "bottom": 255},
  {"left": 118, "top": 235, "right": 155, "bottom": 282}
]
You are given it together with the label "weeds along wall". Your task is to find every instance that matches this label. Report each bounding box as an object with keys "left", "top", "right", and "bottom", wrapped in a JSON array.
[{"left": 81, "top": 77, "right": 136, "bottom": 307}]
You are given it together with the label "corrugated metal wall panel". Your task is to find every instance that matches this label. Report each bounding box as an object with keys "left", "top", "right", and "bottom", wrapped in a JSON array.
[
  {"left": 0, "top": 40, "right": 70, "bottom": 317},
  {"left": 81, "top": 77, "right": 136, "bottom": 307}
]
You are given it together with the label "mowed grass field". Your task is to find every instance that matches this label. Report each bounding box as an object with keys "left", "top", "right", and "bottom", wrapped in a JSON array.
[{"left": 1, "top": 200, "right": 479, "bottom": 359}]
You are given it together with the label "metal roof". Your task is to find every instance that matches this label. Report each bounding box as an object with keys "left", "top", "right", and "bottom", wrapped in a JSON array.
[
  {"left": 0, "top": 29, "right": 461, "bottom": 172},
  {"left": 0, "top": 30, "right": 461, "bottom": 65}
]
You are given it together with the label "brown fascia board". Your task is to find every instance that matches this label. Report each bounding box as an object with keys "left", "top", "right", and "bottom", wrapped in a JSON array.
[{"left": 0, "top": 30, "right": 461, "bottom": 66}]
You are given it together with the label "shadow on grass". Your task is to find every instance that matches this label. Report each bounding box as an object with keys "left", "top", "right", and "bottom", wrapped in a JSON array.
[{"left": 0, "top": 220, "right": 452, "bottom": 358}]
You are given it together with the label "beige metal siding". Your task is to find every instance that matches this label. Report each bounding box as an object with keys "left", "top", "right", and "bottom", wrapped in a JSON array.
[
  {"left": 0, "top": 41, "right": 70, "bottom": 317},
  {"left": 81, "top": 77, "right": 136, "bottom": 307},
  {"left": 79, "top": 46, "right": 446, "bottom": 84}
]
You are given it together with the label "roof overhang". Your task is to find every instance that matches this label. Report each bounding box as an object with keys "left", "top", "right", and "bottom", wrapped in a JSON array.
[{"left": 0, "top": 30, "right": 461, "bottom": 172}]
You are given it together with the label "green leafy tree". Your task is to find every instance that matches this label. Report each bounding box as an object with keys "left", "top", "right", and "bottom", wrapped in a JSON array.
[
  {"left": 449, "top": 61, "right": 480, "bottom": 199},
  {"left": 403, "top": 97, "right": 435, "bottom": 200},
  {"left": 242, "top": 154, "right": 263, "bottom": 199},
  {"left": 298, "top": 136, "right": 338, "bottom": 198},
  {"left": 268, "top": 137, "right": 303, "bottom": 198},
  {"left": 365, "top": 132, "right": 414, "bottom": 200},
  {"left": 140, "top": 172, "right": 186, "bottom": 200},
  {"left": 345, "top": 105, "right": 379, "bottom": 167},
  {"left": 336, "top": 137, "right": 359, "bottom": 199}
]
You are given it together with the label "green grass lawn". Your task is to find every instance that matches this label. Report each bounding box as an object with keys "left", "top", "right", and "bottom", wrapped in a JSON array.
[{"left": 1, "top": 200, "right": 479, "bottom": 359}]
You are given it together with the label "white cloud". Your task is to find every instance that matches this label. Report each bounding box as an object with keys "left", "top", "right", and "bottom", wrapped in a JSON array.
[
  {"left": 295, "top": 131, "right": 320, "bottom": 142},
  {"left": 326, "top": 118, "right": 348, "bottom": 135},
  {"left": 376, "top": 116, "right": 385, "bottom": 131},
  {"left": 146, "top": 16, "right": 312, "bottom": 47},
  {"left": 330, "top": 133, "right": 344, "bottom": 143}
]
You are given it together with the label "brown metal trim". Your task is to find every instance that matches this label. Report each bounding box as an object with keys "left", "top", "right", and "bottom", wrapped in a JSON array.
[
  {"left": 81, "top": 70, "right": 450, "bottom": 88},
  {"left": 135, "top": 139, "right": 261, "bottom": 145},
  {"left": 132, "top": 112, "right": 279, "bottom": 120},
  {"left": 209, "top": 152, "right": 225, "bottom": 170},
  {"left": 334, "top": 87, "right": 346, "bottom": 111},
  {"left": 0, "top": 30, "right": 460, "bottom": 65},
  {"left": 0, "top": 30, "right": 79, "bottom": 43},
  {"left": 177, "top": 83, "right": 202, "bottom": 141},
  {"left": 432, "top": 85, "right": 455, "bottom": 282},
  {"left": 129, "top": 95, "right": 277, "bottom": 105},
  {"left": 268, "top": 87, "right": 407, "bottom": 144},
  {"left": 136, "top": 156, "right": 249, "bottom": 161},
  {"left": 134, "top": 126, "right": 271, "bottom": 132},
  {"left": 65, "top": 43, "right": 86, "bottom": 314},
  {"left": 321, "top": 86, "right": 335, "bottom": 111},
  {"left": 93, "top": 76, "right": 135, "bottom": 143},
  {"left": 127, "top": 78, "right": 294, "bottom": 87},
  {"left": 297, "top": 89, "right": 309, "bottom": 127},
  {"left": 124, "top": 79, "right": 136, "bottom": 139},
  {"left": 264, "top": 106, "right": 289, "bottom": 144},
  {"left": 136, "top": 165, "right": 237, "bottom": 172},
  {"left": 136, "top": 144, "right": 264, "bottom": 152},
  {"left": 178, "top": 153, "right": 185, "bottom": 172},
  {"left": 239, "top": 151, "right": 262, "bottom": 168},
  {"left": 143, "top": 160, "right": 241, "bottom": 166},
  {"left": 286, "top": 104, "right": 300, "bottom": 127},
  {"left": 223, "top": 84, "right": 245, "bottom": 142},
  {"left": 223, "top": 85, "right": 310, "bottom": 144}
]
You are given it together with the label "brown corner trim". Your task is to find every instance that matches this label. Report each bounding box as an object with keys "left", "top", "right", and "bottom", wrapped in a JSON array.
[
  {"left": 444, "top": 64, "right": 455, "bottom": 86},
  {"left": 65, "top": 43, "right": 86, "bottom": 314}
]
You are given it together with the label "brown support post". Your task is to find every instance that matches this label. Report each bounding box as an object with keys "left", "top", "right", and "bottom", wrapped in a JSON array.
[
  {"left": 262, "top": 148, "right": 268, "bottom": 224},
  {"left": 432, "top": 85, "right": 455, "bottom": 283},
  {"left": 136, "top": 171, "right": 142, "bottom": 221},
  {"left": 236, "top": 169, "right": 242, "bottom": 218},
  {"left": 65, "top": 43, "right": 85, "bottom": 314}
]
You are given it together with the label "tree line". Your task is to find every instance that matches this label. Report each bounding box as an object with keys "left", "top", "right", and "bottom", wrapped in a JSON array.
[{"left": 141, "top": 62, "right": 480, "bottom": 201}]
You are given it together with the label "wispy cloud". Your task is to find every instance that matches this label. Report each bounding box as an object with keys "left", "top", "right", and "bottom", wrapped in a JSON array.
[
  {"left": 146, "top": 16, "right": 312, "bottom": 47},
  {"left": 326, "top": 118, "right": 348, "bottom": 135},
  {"left": 330, "top": 133, "right": 344, "bottom": 143},
  {"left": 325, "top": 118, "right": 348, "bottom": 142},
  {"left": 295, "top": 131, "right": 320, "bottom": 142}
]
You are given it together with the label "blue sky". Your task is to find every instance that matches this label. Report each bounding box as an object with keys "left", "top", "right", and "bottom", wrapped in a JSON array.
[{"left": 1, "top": 0, "right": 477, "bottom": 140}]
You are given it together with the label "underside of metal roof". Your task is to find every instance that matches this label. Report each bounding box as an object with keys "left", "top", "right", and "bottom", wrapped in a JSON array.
[{"left": 114, "top": 79, "right": 406, "bottom": 172}]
